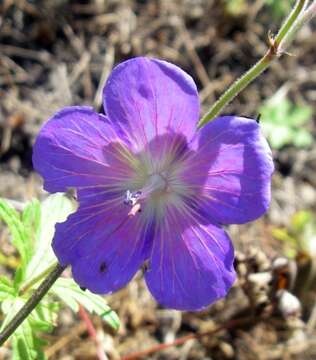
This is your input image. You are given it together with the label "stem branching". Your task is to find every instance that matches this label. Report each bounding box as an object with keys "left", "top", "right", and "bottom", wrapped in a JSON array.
[{"left": 198, "top": 0, "right": 309, "bottom": 128}]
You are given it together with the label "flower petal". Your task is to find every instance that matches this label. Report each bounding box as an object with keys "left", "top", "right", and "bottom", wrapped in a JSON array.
[
  {"left": 145, "top": 209, "right": 235, "bottom": 311},
  {"left": 184, "top": 116, "right": 274, "bottom": 224},
  {"left": 103, "top": 57, "right": 200, "bottom": 151},
  {"left": 32, "top": 106, "right": 136, "bottom": 193},
  {"left": 53, "top": 190, "right": 154, "bottom": 293}
]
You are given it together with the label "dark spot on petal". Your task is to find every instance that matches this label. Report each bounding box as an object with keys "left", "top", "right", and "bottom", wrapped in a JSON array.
[
  {"left": 99, "top": 262, "right": 107, "bottom": 273},
  {"left": 80, "top": 286, "right": 87, "bottom": 291},
  {"left": 138, "top": 84, "right": 151, "bottom": 98}
]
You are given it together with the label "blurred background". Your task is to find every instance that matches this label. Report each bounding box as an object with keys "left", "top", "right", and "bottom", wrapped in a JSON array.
[{"left": 0, "top": 0, "right": 316, "bottom": 359}]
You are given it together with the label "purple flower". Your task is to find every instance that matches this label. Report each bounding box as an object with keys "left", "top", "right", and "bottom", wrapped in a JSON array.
[{"left": 32, "top": 57, "right": 274, "bottom": 311}]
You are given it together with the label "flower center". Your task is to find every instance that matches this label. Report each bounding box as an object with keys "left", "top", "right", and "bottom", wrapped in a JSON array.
[
  {"left": 127, "top": 173, "right": 167, "bottom": 202},
  {"left": 124, "top": 173, "right": 169, "bottom": 216},
  {"left": 142, "top": 173, "right": 167, "bottom": 197}
]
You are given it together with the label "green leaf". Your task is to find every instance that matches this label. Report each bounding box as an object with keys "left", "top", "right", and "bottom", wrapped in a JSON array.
[
  {"left": 32, "top": 302, "right": 59, "bottom": 332},
  {"left": 289, "top": 106, "right": 313, "bottom": 126},
  {"left": 21, "top": 200, "right": 41, "bottom": 258},
  {"left": 12, "top": 314, "right": 47, "bottom": 360},
  {"left": 13, "top": 268, "right": 25, "bottom": 291},
  {"left": 12, "top": 323, "right": 39, "bottom": 360},
  {"left": 22, "top": 200, "right": 41, "bottom": 229},
  {"left": 0, "top": 297, "right": 25, "bottom": 332},
  {"left": 265, "top": 125, "right": 292, "bottom": 149},
  {"left": 0, "top": 276, "right": 16, "bottom": 300},
  {"left": 264, "top": 0, "right": 295, "bottom": 19},
  {"left": 52, "top": 278, "right": 120, "bottom": 331},
  {"left": 0, "top": 195, "right": 78, "bottom": 359},
  {"left": 293, "top": 129, "right": 313, "bottom": 148},
  {"left": 0, "top": 193, "right": 120, "bottom": 357},
  {"left": 24, "top": 193, "right": 77, "bottom": 284},
  {"left": 0, "top": 199, "right": 30, "bottom": 274},
  {"left": 260, "top": 93, "right": 313, "bottom": 150},
  {"left": 1, "top": 296, "right": 58, "bottom": 360}
]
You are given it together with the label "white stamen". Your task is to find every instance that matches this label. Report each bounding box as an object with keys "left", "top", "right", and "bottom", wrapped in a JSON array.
[
  {"left": 124, "top": 173, "right": 168, "bottom": 218},
  {"left": 124, "top": 190, "right": 142, "bottom": 206}
]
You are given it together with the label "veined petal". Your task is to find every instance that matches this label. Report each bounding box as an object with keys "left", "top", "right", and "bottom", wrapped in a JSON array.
[
  {"left": 145, "top": 207, "right": 236, "bottom": 311},
  {"left": 53, "top": 193, "right": 154, "bottom": 293},
  {"left": 103, "top": 57, "right": 200, "bottom": 152},
  {"left": 182, "top": 116, "right": 274, "bottom": 225},
  {"left": 32, "top": 106, "right": 136, "bottom": 193}
]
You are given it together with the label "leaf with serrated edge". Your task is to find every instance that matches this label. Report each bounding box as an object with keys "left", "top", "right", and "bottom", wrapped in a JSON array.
[
  {"left": 0, "top": 200, "right": 29, "bottom": 273},
  {"left": 52, "top": 278, "right": 120, "bottom": 331}
]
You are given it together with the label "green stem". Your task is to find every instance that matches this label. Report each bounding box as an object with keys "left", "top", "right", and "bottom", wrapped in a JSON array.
[
  {"left": 197, "top": 0, "right": 309, "bottom": 128},
  {"left": 198, "top": 53, "right": 272, "bottom": 128},
  {"left": 284, "top": 1, "right": 316, "bottom": 49},
  {"left": 275, "top": 0, "right": 308, "bottom": 46},
  {"left": 19, "top": 261, "right": 59, "bottom": 295},
  {"left": 0, "top": 263, "right": 65, "bottom": 346}
]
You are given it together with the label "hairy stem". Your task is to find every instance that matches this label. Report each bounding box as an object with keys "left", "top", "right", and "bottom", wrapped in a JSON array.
[
  {"left": 283, "top": 1, "right": 316, "bottom": 49},
  {"left": 198, "top": 0, "right": 309, "bottom": 128},
  {"left": 275, "top": 0, "right": 308, "bottom": 46},
  {"left": 0, "top": 263, "right": 66, "bottom": 346},
  {"left": 197, "top": 53, "right": 272, "bottom": 128}
]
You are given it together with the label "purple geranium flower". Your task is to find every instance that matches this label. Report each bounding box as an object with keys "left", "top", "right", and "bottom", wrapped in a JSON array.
[{"left": 32, "top": 57, "right": 274, "bottom": 311}]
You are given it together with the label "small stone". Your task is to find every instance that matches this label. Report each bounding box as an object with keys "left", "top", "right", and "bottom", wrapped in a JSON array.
[
  {"left": 277, "top": 290, "right": 301, "bottom": 318},
  {"left": 248, "top": 272, "right": 272, "bottom": 286}
]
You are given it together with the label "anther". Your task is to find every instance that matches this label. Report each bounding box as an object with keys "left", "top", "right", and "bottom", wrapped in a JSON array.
[{"left": 124, "top": 190, "right": 142, "bottom": 206}]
